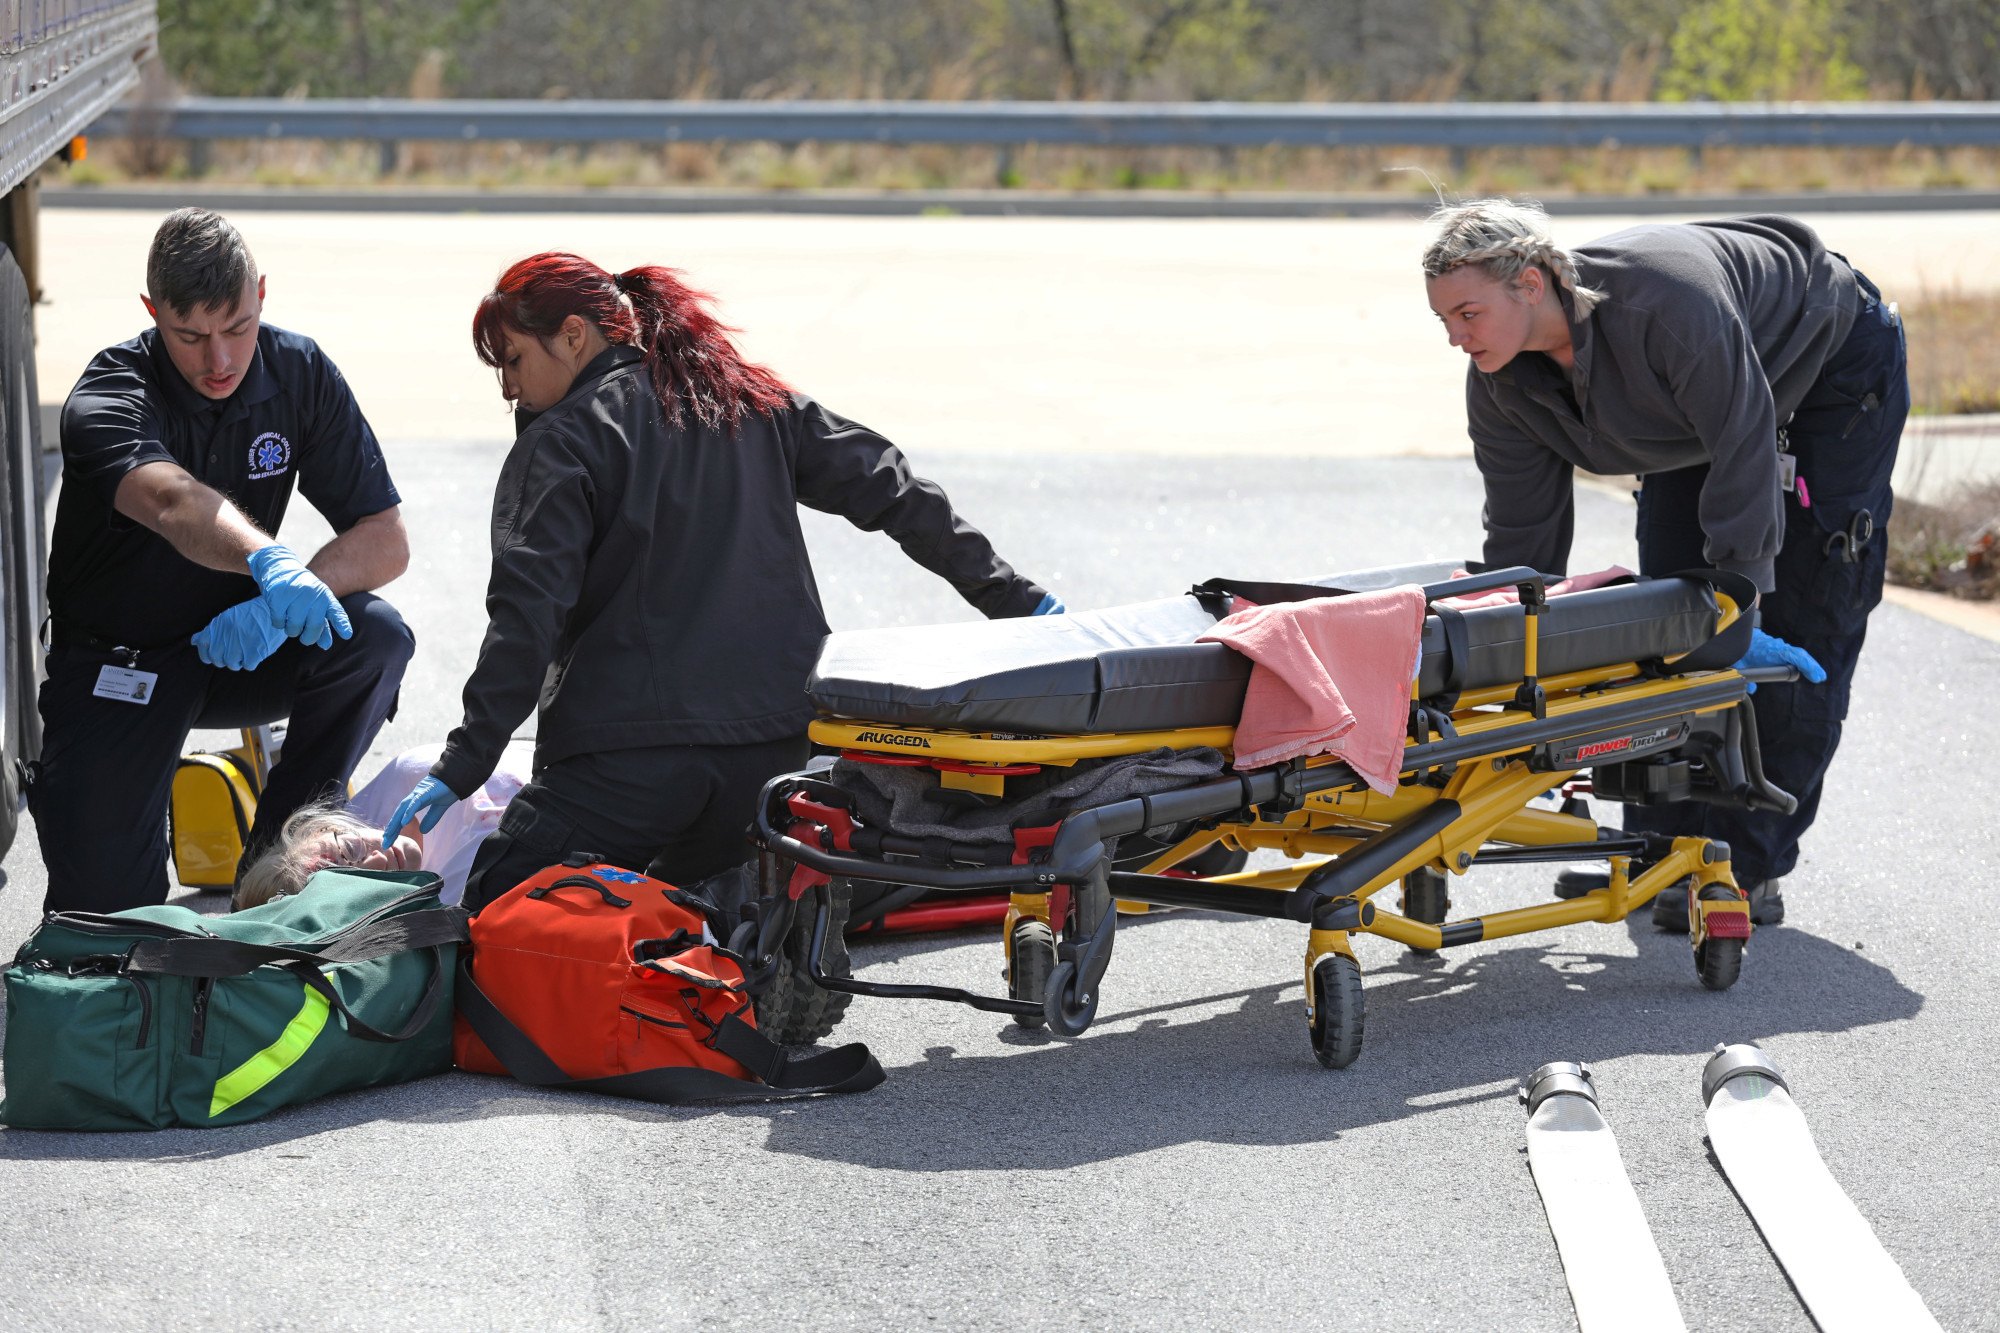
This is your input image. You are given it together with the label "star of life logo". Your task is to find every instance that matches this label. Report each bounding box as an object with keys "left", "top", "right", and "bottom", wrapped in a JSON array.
[{"left": 247, "top": 431, "right": 292, "bottom": 480}]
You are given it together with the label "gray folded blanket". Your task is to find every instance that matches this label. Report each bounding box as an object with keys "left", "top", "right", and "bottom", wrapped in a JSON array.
[{"left": 832, "top": 746, "right": 1227, "bottom": 846}]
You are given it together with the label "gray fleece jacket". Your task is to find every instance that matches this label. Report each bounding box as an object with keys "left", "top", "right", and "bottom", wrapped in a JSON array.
[{"left": 1468, "top": 215, "right": 1858, "bottom": 592}]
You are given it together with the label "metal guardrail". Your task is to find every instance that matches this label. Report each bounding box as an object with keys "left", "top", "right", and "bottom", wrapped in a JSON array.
[{"left": 88, "top": 97, "right": 2000, "bottom": 151}]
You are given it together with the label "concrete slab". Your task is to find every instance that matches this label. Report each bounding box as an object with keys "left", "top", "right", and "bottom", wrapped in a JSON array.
[{"left": 36, "top": 207, "right": 2000, "bottom": 463}]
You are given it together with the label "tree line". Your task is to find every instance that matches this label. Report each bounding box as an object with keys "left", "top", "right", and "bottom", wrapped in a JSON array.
[{"left": 159, "top": 1, "right": 1999, "bottom": 103}]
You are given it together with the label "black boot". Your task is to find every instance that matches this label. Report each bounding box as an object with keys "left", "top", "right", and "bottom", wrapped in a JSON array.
[
  {"left": 1552, "top": 865, "right": 1610, "bottom": 899},
  {"left": 1656, "top": 877, "right": 1783, "bottom": 932},
  {"left": 1744, "top": 878, "right": 1786, "bottom": 926},
  {"left": 1651, "top": 877, "right": 1691, "bottom": 933}
]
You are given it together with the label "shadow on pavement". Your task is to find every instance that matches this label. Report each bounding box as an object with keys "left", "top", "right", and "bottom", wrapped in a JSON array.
[
  {"left": 0, "top": 917, "right": 1919, "bottom": 1167},
  {"left": 749, "top": 919, "right": 1921, "bottom": 1171}
]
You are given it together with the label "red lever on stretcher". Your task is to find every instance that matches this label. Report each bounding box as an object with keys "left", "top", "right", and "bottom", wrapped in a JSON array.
[
  {"left": 1011, "top": 823, "right": 1060, "bottom": 866},
  {"left": 783, "top": 794, "right": 859, "bottom": 900}
]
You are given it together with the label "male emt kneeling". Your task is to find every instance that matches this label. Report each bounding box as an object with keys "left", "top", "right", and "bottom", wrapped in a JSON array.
[{"left": 32, "top": 208, "right": 413, "bottom": 914}]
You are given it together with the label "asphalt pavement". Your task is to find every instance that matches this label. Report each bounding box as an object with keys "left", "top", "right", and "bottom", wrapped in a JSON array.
[{"left": 3, "top": 446, "right": 1997, "bottom": 1332}]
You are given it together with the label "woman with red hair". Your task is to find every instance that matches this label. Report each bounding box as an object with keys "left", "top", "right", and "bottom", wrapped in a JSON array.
[{"left": 383, "top": 252, "right": 1058, "bottom": 907}]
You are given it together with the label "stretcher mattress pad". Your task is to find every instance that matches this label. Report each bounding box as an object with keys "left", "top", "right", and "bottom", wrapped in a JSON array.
[{"left": 809, "top": 563, "right": 1722, "bottom": 735}]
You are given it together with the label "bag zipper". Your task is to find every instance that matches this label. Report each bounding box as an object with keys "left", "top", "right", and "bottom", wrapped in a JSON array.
[
  {"left": 123, "top": 974, "right": 154, "bottom": 1049},
  {"left": 44, "top": 913, "right": 214, "bottom": 940},
  {"left": 189, "top": 977, "right": 212, "bottom": 1056},
  {"left": 619, "top": 1004, "right": 691, "bottom": 1032},
  {"left": 25, "top": 956, "right": 157, "bottom": 1050}
]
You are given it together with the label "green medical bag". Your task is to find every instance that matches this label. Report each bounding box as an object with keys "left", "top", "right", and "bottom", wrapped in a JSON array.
[{"left": 1, "top": 870, "right": 469, "bottom": 1131}]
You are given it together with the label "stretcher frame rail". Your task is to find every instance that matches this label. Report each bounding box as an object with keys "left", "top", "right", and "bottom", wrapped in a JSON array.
[{"left": 752, "top": 672, "right": 1766, "bottom": 898}]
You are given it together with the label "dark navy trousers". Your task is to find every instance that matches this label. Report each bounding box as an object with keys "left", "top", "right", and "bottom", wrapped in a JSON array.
[
  {"left": 1627, "top": 273, "right": 1906, "bottom": 883},
  {"left": 460, "top": 733, "right": 811, "bottom": 911},
  {"left": 31, "top": 593, "right": 414, "bottom": 914}
]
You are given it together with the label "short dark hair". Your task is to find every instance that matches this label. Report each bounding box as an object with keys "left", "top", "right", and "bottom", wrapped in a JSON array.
[{"left": 146, "top": 208, "right": 256, "bottom": 316}]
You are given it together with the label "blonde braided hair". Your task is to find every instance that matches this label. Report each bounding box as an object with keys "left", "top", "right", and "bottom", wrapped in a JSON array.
[{"left": 1421, "top": 198, "right": 1605, "bottom": 319}]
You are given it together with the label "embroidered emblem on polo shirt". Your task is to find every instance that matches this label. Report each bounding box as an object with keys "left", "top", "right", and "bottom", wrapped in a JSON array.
[{"left": 247, "top": 432, "right": 293, "bottom": 480}]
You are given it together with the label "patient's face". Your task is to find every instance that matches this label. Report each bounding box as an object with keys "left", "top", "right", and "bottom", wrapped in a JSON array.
[{"left": 308, "top": 827, "right": 423, "bottom": 875}]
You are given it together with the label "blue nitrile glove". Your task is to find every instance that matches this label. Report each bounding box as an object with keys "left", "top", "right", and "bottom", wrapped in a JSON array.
[
  {"left": 1736, "top": 628, "right": 1827, "bottom": 694},
  {"left": 246, "top": 544, "right": 352, "bottom": 649},
  {"left": 384, "top": 775, "right": 457, "bottom": 845},
  {"left": 1033, "top": 592, "right": 1066, "bottom": 615},
  {"left": 190, "top": 598, "right": 288, "bottom": 672}
]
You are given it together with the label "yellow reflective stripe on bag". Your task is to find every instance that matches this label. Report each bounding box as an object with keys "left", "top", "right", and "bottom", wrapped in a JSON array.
[{"left": 209, "top": 986, "right": 332, "bottom": 1118}]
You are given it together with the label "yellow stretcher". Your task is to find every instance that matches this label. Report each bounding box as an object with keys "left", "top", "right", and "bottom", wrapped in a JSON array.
[{"left": 745, "top": 563, "right": 1796, "bottom": 1068}]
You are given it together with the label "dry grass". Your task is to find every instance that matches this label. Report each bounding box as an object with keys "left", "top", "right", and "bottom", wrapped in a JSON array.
[
  {"left": 1901, "top": 288, "right": 2000, "bottom": 416},
  {"left": 1888, "top": 481, "right": 2000, "bottom": 599},
  {"left": 1881, "top": 288, "right": 2000, "bottom": 599},
  {"left": 82, "top": 136, "right": 2000, "bottom": 199}
]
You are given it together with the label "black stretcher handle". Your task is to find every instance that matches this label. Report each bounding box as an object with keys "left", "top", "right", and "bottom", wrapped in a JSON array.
[
  {"left": 1416, "top": 565, "right": 1547, "bottom": 602},
  {"left": 1193, "top": 565, "right": 1548, "bottom": 611}
]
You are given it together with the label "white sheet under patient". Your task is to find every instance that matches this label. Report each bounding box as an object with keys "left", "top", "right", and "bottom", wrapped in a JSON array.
[{"left": 348, "top": 747, "right": 529, "bottom": 904}]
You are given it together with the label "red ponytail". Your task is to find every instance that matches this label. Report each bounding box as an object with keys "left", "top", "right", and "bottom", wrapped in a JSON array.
[{"left": 472, "top": 252, "right": 789, "bottom": 432}]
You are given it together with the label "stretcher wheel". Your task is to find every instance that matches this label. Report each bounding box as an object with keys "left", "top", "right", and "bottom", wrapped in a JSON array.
[
  {"left": 1043, "top": 959, "right": 1098, "bottom": 1036},
  {"left": 1399, "top": 867, "right": 1451, "bottom": 956},
  {"left": 1008, "top": 919, "right": 1055, "bottom": 1029},
  {"left": 1308, "top": 953, "right": 1366, "bottom": 1069},
  {"left": 1696, "top": 937, "right": 1744, "bottom": 992},
  {"left": 753, "top": 879, "right": 855, "bottom": 1045}
]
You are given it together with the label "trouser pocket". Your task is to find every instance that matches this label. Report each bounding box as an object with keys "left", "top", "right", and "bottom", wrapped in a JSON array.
[
  {"left": 1768, "top": 505, "right": 1887, "bottom": 642},
  {"left": 1771, "top": 284, "right": 1906, "bottom": 641}
]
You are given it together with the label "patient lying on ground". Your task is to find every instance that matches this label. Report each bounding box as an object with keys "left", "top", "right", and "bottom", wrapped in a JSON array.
[{"left": 233, "top": 747, "right": 527, "bottom": 910}]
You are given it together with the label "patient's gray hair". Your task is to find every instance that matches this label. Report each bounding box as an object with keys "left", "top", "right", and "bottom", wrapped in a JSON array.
[
  {"left": 232, "top": 800, "right": 375, "bottom": 912},
  {"left": 1421, "top": 197, "right": 1605, "bottom": 319}
]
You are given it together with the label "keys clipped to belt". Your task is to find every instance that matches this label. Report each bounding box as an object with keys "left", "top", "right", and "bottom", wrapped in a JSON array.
[{"left": 1824, "top": 509, "right": 1874, "bottom": 563}]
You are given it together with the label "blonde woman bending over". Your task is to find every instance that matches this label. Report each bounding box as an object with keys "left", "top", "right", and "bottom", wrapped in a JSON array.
[{"left": 1422, "top": 199, "right": 1905, "bottom": 931}]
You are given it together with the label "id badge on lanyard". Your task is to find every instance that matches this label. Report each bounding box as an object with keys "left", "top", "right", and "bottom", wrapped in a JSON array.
[{"left": 93, "top": 664, "right": 160, "bottom": 704}]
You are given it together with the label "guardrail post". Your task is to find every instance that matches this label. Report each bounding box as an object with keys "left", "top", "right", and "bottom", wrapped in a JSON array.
[{"left": 377, "top": 139, "right": 398, "bottom": 176}]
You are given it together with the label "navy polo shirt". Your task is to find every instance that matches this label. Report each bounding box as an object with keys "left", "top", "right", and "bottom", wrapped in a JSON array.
[{"left": 50, "top": 323, "right": 401, "bottom": 645}]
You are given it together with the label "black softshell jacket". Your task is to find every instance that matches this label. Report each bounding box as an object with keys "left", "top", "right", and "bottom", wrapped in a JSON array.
[{"left": 433, "top": 346, "right": 1047, "bottom": 796}]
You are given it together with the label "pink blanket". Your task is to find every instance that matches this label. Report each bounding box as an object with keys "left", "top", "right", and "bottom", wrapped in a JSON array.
[{"left": 1198, "top": 587, "right": 1427, "bottom": 794}]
